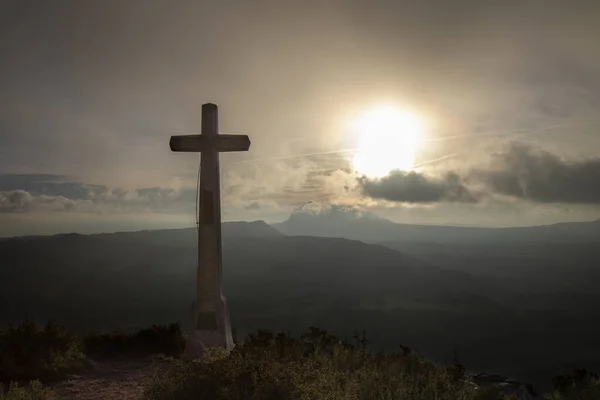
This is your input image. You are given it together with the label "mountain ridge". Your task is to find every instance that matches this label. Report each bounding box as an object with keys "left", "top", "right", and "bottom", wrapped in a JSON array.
[
  {"left": 273, "top": 205, "right": 600, "bottom": 244},
  {"left": 0, "top": 220, "right": 284, "bottom": 241}
]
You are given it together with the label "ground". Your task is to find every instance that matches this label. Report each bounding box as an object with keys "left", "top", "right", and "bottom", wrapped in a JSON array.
[{"left": 50, "top": 357, "right": 169, "bottom": 400}]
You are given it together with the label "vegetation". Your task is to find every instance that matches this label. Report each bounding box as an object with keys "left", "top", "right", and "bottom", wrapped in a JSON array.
[
  {"left": 0, "top": 320, "right": 185, "bottom": 399},
  {"left": 0, "top": 319, "right": 84, "bottom": 383},
  {"left": 2, "top": 319, "right": 600, "bottom": 399},
  {"left": 144, "top": 327, "right": 505, "bottom": 400},
  {"left": 0, "top": 381, "right": 56, "bottom": 400},
  {"left": 550, "top": 369, "right": 600, "bottom": 400}
]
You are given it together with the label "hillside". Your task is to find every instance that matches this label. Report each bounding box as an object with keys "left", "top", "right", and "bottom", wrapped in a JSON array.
[
  {"left": 0, "top": 227, "right": 497, "bottom": 330},
  {"left": 1, "top": 222, "right": 600, "bottom": 391}
]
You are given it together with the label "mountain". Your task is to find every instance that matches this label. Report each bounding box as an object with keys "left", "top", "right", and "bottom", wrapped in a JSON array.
[
  {"left": 0, "top": 226, "right": 498, "bottom": 331},
  {"left": 273, "top": 205, "right": 600, "bottom": 244},
  {"left": 273, "top": 205, "right": 399, "bottom": 240},
  {"left": 70, "top": 220, "right": 283, "bottom": 248},
  {"left": 222, "top": 220, "right": 286, "bottom": 238},
  {"left": 3, "top": 220, "right": 283, "bottom": 243}
]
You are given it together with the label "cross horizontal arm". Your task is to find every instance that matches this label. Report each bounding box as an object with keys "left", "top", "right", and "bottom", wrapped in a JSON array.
[{"left": 170, "top": 134, "right": 251, "bottom": 153}]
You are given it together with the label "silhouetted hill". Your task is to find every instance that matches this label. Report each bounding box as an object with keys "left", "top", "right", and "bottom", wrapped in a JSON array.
[
  {"left": 2, "top": 220, "right": 283, "bottom": 242},
  {"left": 378, "top": 241, "right": 600, "bottom": 296},
  {"left": 273, "top": 206, "right": 600, "bottom": 244},
  {"left": 0, "top": 229, "right": 497, "bottom": 328}
]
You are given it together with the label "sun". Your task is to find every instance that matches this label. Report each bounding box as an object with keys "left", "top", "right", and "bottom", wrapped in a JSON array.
[{"left": 351, "top": 105, "right": 426, "bottom": 178}]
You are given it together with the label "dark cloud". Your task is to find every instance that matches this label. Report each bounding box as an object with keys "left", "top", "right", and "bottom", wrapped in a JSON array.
[
  {"left": 359, "top": 171, "right": 478, "bottom": 204},
  {"left": 471, "top": 143, "right": 600, "bottom": 204},
  {"left": 0, "top": 174, "right": 103, "bottom": 200},
  {"left": 0, "top": 174, "right": 196, "bottom": 213},
  {"left": 359, "top": 143, "right": 600, "bottom": 205}
]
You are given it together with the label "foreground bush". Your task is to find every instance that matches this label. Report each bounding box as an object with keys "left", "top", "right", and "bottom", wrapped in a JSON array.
[
  {"left": 144, "top": 328, "right": 510, "bottom": 400},
  {"left": 0, "top": 381, "right": 56, "bottom": 400},
  {"left": 551, "top": 369, "right": 600, "bottom": 400},
  {"left": 84, "top": 323, "right": 185, "bottom": 358},
  {"left": 0, "top": 320, "right": 84, "bottom": 383}
]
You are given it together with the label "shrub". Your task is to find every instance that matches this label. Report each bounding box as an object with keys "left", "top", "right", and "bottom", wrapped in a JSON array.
[
  {"left": 143, "top": 327, "right": 511, "bottom": 400},
  {"left": 84, "top": 323, "right": 185, "bottom": 358},
  {"left": 0, "top": 380, "right": 56, "bottom": 400},
  {"left": 551, "top": 368, "right": 600, "bottom": 400},
  {"left": 0, "top": 320, "right": 84, "bottom": 383}
]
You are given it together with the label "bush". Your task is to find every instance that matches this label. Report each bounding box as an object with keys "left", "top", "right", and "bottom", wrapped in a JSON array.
[
  {"left": 551, "top": 369, "right": 600, "bottom": 400},
  {"left": 143, "top": 327, "right": 511, "bottom": 400},
  {"left": 0, "top": 320, "right": 84, "bottom": 383},
  {"left": 0, "top": 381, "right": 56, "bottom": 400},
  {"left": 84, "top": 323, "right": 185, "bottom": 358}
]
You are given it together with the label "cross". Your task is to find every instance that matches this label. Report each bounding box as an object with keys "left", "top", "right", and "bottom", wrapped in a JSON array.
[{"left": 170, "top": 103, "right": 250, "bottom": 357}]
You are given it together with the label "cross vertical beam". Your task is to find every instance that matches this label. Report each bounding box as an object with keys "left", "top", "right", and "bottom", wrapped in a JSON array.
[{"left": 198, "top": 103, "right": 222, "bottom": 302}]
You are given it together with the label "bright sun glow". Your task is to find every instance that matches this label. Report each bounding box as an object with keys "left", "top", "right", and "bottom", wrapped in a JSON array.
[{"left": 352, "top": 105, "right": 426, "bottom": 178}]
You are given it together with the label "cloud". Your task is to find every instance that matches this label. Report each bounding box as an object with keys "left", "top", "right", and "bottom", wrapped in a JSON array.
[
  {"left": 0, "top": 166, "right": 323, "bottom": 215},
  {"left": 357, "top": 142, "right": 600, "bottom": 205},
  {"left": 471, "top": 142, "right": 600, "bottom": 204},
  {"left": 359, "top": 170, "right": 479, "bottom": 204},
  {"left": 0, "top": 174, "right": 197, "bottom": 214},
  {"left": 3, "top": 140, "right": 600, "bottom": 217},
  {"left": 0, "top": 190, "right": 76, "bottom": 213},
  {"left": 221, "top": 160, "right": 330, "bottom": 209}
]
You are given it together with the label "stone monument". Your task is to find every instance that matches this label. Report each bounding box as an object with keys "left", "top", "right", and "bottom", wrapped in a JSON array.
[{"left": 169, "top": 103, "right": 250, "bottom": 357}]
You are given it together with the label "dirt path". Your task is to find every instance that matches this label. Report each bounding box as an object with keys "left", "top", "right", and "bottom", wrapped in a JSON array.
[{"left": 51, "top": 357, "right": 169, "bottom": 400}]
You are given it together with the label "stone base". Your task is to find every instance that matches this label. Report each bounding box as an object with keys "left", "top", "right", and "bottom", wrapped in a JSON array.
[{"left": 186, "top": 295, "right": 234, "bottom": 358}]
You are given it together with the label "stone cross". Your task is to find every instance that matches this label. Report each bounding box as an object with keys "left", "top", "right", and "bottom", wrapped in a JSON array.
[{"left": 169, "top": 103, "right": 250, "bottom": 357}]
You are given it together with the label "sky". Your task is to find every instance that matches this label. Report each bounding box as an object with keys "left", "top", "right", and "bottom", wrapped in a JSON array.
[{"left": 2, "top": 0, "right": 600, "bottom": 236}]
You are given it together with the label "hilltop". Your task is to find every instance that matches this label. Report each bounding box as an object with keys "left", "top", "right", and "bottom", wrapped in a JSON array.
[{"left": 4, "top": 320, "right": 597, "bottom": 399}]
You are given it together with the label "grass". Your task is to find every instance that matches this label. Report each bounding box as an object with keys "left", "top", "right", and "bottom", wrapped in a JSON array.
[
  {"left": 0, "top": 319, "right": 84, "bottom": 384},
  {"left": 144, "top": 328, "right": 505, "bottom": 400},
  {"left": 0, "top": 381, "right": 56, "bottom": 400},
  {"left": 1, "top": 320, "right": 599, "bottom": 399},
  {"left": 0, "top": 320, "right": 186, "bottom": 399}
]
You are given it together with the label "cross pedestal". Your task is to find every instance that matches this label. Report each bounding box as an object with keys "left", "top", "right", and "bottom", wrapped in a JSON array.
[{"left": 169, "top": 103, "right": 250, "bottom": 357}]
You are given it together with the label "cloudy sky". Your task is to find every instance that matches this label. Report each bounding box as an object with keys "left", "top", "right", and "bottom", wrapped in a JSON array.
[{"left": 2, "top": 0, "right": 600, "bottom": 236}]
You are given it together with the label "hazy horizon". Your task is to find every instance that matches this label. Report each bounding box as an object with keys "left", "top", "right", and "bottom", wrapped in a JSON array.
[{"left": 2, "top": 204, "right": 599, "bottom": 238}]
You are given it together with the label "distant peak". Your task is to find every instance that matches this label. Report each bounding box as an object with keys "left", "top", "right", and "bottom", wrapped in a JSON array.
[
  {"left": 288, "top": 203, "right": 389, "bottom": 223},
  {"left": 222, "top": 220, "right": 285, "bottom": 237},
  {"left": 224, "top": 220, "right": 268, "bottom": 226},
  {"left": 55, "top": 232, "right": 86, "bottom": 238}
]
